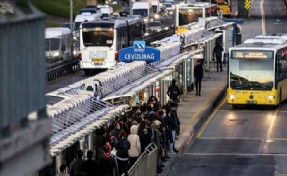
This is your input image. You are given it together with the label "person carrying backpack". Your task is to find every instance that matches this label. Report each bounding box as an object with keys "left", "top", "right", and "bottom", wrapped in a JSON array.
[{"left": 167, "top": 79, "right": 180, "bottom": 103}]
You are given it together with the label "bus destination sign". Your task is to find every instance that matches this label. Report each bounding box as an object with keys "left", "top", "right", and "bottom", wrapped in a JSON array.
[{"left": 232, "top": 50, "right": 273, "bottom": 59}]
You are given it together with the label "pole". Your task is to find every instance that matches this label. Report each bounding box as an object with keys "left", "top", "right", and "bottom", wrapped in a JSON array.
[{"left": 70, "top": 0, "right": 74, "bottom": 58}]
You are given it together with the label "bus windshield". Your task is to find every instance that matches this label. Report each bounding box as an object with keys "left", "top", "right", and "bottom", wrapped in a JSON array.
[
  {"left": 178, "top": 8, "right": 203, "bottom": 26},
  {"left": 229, "top": 50, "right": 274, "bottom": 90},
  {"left": 82, "top": 24, "right": 114, "bottom": 47}
]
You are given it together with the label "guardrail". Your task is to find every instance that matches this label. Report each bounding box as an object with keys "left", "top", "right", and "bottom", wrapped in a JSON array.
[
  {"left": 47, "top": 57, "right": 80, "bottom": 82},
  {"left": 126, "top": 143, "right": 158, "bottom": 176}
]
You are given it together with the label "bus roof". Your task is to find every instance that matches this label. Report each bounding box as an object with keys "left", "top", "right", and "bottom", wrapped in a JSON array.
[
  {"left": 74, "top": 13, "right": 101, "bottom": 22},
  {"left": 178, "top": 2, "right": 216, "bottom": 8},
  {"left": 45, "top": 27, "right": 71, "bottom": 38},
  {"left": 82, "top": 16, "right": 142, "bottom": 28},
  {"left": 255, "top": 33, "right": 287, "bottom": 42},
  {"left": 232, "top": 38, "right": 287, "bottom": 50}
]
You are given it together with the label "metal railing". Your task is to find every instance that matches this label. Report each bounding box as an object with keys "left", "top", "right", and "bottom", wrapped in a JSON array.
[{"left": 127, "top": 143, "right": 158, "bottom": 176}]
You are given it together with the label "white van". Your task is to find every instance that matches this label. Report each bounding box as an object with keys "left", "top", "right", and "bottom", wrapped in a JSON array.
[
  {"left": 45, "top": 27, "right": 71, "bottom": 63},
  {"left": 99, "top": 6, "right": 113, "bottom": 18},
  {"left": 132, "top": 2, "right": 151, "bottom": 17}
]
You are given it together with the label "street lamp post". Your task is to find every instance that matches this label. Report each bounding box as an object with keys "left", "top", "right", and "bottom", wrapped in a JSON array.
[{"left": 70, "top": 0, "right": 74, "bottom": 58}]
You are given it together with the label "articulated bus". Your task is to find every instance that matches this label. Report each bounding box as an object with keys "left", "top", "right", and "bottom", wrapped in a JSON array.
[
  {"left": 79, "top": 17, "right": 144, "bottom": 74},
  {"left": 211, "top": 0, "right": 231, "bottom": 17},
  {"left": 227, "top": 34, "right": 287, "bottom": 108},
  {"left": 175, "top": 2, "right": 217, "bottom": 34}
]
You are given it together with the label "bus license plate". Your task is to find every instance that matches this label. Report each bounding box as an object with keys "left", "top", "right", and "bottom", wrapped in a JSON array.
[
  {"left": 246, "top": 100, "right": 257, "bottom": 104},
  {"left": 92, "top": 58, "right": 104, "bottom": 62}
]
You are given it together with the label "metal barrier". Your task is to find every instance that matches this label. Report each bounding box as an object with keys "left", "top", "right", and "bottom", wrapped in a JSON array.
[{"left": 127, "top": 143, "right": 158, "bottom": 176}]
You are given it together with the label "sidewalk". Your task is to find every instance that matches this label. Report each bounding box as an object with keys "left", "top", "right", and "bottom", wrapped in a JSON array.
[{"left": 159, "top": 65, "right": 228, "bottom": 176}]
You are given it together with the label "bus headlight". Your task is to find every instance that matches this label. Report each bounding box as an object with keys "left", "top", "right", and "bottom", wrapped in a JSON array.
[
  {"left": 53, "top": 52, "right": 60, "bottom": 57},
  {"left": 267, "top": 95, "right": 275, "bottom": 100},
  {"left": 153, "top": 14, "right": 160, "bottom": 19},
  {"left": 229, "top": 94, "right": 236, "bottom": 99}
]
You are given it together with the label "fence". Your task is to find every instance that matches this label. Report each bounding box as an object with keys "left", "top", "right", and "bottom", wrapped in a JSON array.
[{"left": 126, "top": 143, "right": 158, "bottom": 176}]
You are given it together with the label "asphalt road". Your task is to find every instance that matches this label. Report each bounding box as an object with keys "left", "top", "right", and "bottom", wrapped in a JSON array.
[{"left": 167, "top": 1, "right": 287, "bottom": 175}]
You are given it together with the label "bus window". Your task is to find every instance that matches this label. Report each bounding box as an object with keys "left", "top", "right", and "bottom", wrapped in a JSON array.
[{"left": 82, "top": 23, "right": 114, "bottom": 47}]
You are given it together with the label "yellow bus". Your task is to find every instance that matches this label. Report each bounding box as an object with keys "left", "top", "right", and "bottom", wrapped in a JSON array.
[
  {"left": 227, "top": 34, "right": 287, "bottom": 108},
  {"left": 211, "top": 0, "right": 231, "bottom": 17},
  {"left": 175, "top": 2, "right": 217, "bottom": 34}
]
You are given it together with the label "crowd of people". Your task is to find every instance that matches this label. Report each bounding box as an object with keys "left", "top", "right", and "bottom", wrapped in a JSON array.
[{"left": 57, "top": 94, "right": 181, "bottom": 176}]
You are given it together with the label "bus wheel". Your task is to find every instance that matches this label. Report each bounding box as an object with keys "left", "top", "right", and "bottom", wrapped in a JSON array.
[{"left": 232, "top": 104, "right": 238, "bottom": 109}]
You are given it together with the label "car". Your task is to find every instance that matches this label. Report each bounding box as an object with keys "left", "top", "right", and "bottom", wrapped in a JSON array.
[
  {"left": 146, "top": 21, "right": 162, "bottom": 33},
  {"left": 162, "top": 3, "right": 175, "bottom": 11}
]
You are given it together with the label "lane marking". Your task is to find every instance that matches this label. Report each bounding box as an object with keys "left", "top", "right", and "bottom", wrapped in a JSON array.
[
  {"left": 181, "top": 78, "right": 226, "bottom": 134},
  {"left": 266, "top": 108, "right": 280, "bottom": 140},
  {"left": 261, "top": 0, "right": 266, "bottom": 34},
  {"left": 197, "top": 137, "right": 264, "bottom": 140},
  {"left": 184, "top": 153, "right": 287, "bottom": 156}
]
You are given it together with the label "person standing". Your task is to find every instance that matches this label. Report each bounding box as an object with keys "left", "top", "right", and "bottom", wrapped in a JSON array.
[
  {"left": 57, "top": 164, "right": 69, "bottom": 176},
  {"left": 213, "top": 41, "right": 224, "bottom": 72},
  {"left": 98, "top": 144, "right": 119, "bottom": 176},
  {"left": 70, "top": 150, "right": 84, "bottom": 176},
  {"left": 127, "top": 125, "right": 141, "bottom": 166},
  {"left": 115, "top": 130, "right": 131, "bottom": 176},
  {"left": 167, "top": 79, "right": 180, "bottom": 103},
  {"left": 194, "top": 60, "right": 204, "bottom": 96},
  {"left": 81, "top": 150, "right": 98, "bottom": 176}
]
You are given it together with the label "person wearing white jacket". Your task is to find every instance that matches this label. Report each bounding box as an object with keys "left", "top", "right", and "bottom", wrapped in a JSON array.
[{"left": 127, "top": 125, "right": 141, "bottom": 167}]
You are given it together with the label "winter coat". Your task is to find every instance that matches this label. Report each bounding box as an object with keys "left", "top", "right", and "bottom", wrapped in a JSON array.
[
  {"left": 138, "top": 127, "right": 153, "bottom": 152},
  {"left": 98, "top": 154, "right": 119, "bottom": 176},
  {"left": 127, "top": 125, "right": 141, "bottom": 157},
  {"left": 194, "top": 64, "right": 203, "bottom": 80},
  {"left": 81, "top": 159, "right": 98, "bottom": 176},
  {"left": 115, "top": 138, "right": 131, "bottom": 160},
  {"left": 70, "top": 158, "right": 84, "bottom": 176}
]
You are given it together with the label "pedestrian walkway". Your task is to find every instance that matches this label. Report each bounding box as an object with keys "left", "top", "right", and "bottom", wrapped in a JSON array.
[{"left": 159, "top": 64, "right": 228, "bottom": 176}]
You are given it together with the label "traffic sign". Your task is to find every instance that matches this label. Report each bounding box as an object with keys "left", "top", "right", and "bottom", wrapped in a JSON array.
[{"left": 245, "top": 0, "right": 251, "bottom": 10}]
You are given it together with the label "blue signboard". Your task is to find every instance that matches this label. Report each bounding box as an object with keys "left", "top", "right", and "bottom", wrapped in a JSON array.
[{"left": 119, "top": 41, "right": 160, "bottom": 62}]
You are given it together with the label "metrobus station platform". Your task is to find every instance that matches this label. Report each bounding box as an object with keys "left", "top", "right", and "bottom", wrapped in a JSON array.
[{"left": 159, "top": 66, "right": 228, "bottom": 176}]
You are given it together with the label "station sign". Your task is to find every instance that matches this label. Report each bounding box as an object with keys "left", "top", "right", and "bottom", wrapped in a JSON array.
[{"left": 119, "top": 41, "right": 160, "bottom": 62}]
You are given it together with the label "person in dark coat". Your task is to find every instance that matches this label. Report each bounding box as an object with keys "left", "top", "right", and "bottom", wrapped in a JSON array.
[
  {"left": 138, "top": 120, "right": 153, "bottom": 153},
  {"left": 98, "top": 144, "right": 119, "bottom": 176},
  {"left": 166, "top": 106, "right": 177, "bottom": 154},
  {"left": 167, "top": 79, "right": 180, "bottom": 103},
  {"left": 115, "top": 130, "right": 131, "bottom": 175},
  {"left": 81, "top": 150, "right": 98, "bottom": 176},
  {"left": 70, "top": 150, "right": 84, "bottom": 176},
  {"left": 213, "top": 41, "right": 224, "bottom": 72},
  {"left": 194, "top": 59, "right": 204, "bottom": 96}
]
